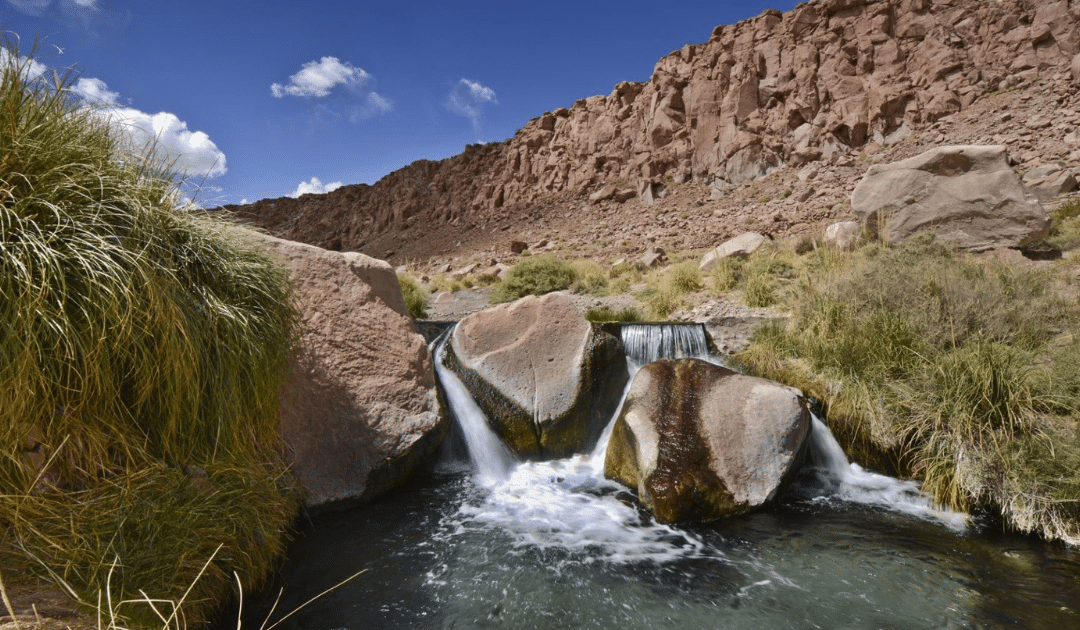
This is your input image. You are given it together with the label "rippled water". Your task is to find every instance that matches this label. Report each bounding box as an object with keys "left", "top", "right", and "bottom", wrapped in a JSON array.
[
  {"left": 234, "top": 327, "right": 1080, "bottom": 629},
  {"left": 238, "top": 466, "right": 1079, "bottom": 630}
]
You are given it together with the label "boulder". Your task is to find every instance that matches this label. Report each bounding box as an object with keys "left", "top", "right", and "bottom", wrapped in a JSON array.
[
  {"left": 1024, "top": 164, "right": 1078, "bottom": 203},
  {"left": 1072, "top": 53, "right": 1080, "bottom": 83},
  {"left": 824, "top": 221, "right": 861, "bottom": 250},
  {"left": 851, "top": 145, "right": 1051, "bottom": 251},
  {"left": 640, "top": 246, "right": 667, "bottom": 268},
  {"left": 604, "top": 359, "right": 810, "bottom": 523},
  {"left": 699, "top": 232, "right": 767, "bottom": 271},
  {"left": 589, "top": 184, "right": 617, "bottom": 202},
  {"left": 245, "top": 230, "right": 446, "bottom": 509},
  {"left": 445, "top": 292, "right": 627, "bottom": 458}
]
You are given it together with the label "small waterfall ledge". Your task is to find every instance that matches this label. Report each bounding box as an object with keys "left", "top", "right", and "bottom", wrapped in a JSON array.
[{"left": 431, "top": 320, "right": 966, "bottom": 545}]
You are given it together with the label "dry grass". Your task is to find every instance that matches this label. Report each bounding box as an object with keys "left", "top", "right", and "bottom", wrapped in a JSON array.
[
  {"left": 1, "top": 40, "right": 299, "bottom": 627},
  {"left": 734, "top": 234, "right": 1080, "bottom": 543}
]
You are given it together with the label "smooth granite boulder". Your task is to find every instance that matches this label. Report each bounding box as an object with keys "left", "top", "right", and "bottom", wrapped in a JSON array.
[
  {"left": 605, "top": 358, "right": 810, "bottom": 523},
  {"left": 851, "top": 145, "right": 1050, "bottom": 251},
  {"left": 445, "top": 291, "right": 626, "bottom": 458}
]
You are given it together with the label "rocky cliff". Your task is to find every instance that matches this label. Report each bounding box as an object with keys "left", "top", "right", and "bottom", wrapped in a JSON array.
[{"left": 228, "top": 0, "right": 1080, "bottom": 260}]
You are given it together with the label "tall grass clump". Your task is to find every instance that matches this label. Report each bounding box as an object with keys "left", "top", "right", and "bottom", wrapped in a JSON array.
[
  {"left": 398, "top": 273, "right": 428, "bottom": 318},
  {"left": 733, "top": 234, "right": 1080, "bottom": 543},
  {"left": 490, "top": 254, "right": 577, "bottom": 303},
  {"left": 1, "top": 43, "right": 298, "bottom": 626}
]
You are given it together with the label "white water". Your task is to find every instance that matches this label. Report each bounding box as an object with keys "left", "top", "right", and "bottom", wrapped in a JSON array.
[
  {"left": 432, "top": 334, "right": 516, "bottom": 485},
  {"left": 803, "top": 416, "right": 969, "bottom": 531},
  {"left": 433, "top": 323, "right": 966, "bottom": 566}
]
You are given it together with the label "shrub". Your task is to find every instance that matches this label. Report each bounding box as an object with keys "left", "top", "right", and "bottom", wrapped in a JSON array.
[
  {"left": 1, "top": 43, "right": 298, "bottom": 626},
  {"left": 742, "top": 272, "right": 776, "bottom": 307},
  {"left": 398, "top": 274, "right": 428, "bottom": 318},
  {"left": 585, "top": 305, "right": 645, "bottom": 322},
  {"left": 642, "top": 286, "right": 683, "bottom": 320},
  {"left": 666, "top": 260, "right": 703, "bottom": 294},
  {"left": 734, "top": 235, "right": 1080, "bottom": 543},
  {"left": 709, "top": 257, "right": 743, "bottom": 294},
  {"left": 490, "top": 255, "right": 577, "bottom": 303},
  {"left": 570, "top": 259, "right": 609, "bottom": 296}
]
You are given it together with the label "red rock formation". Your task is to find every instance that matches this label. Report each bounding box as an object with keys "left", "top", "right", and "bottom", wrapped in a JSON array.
[{"left": 228, "top": 0, "right": 1080, "bottom": 259}]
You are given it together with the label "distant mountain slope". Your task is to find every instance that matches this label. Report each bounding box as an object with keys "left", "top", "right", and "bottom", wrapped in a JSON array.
[{"left": 226, "top": 0, "right": 1079, "bottom": 260}]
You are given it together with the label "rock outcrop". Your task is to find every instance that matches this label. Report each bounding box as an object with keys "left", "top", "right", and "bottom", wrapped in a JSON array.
[
  {"left": 228, "top": 0, "right": 1080, "bottom": 261},
  {"left": 444, "top": 292, "right": 626, "bottom": 458},
  {"left": 699, "top": 232, "right": 767, "bottom": 271},
  {"left": 244, "top": 230, "right": 446, "bottom": 509},
  {"left": 851, "top": 145, "right": 1051, "bottom": 250},
  {"left": 604, "top": 358, "right": 810, "bottom": 523}
]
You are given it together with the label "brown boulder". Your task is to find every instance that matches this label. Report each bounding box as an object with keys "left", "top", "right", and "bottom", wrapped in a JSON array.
[
  {"left": 851, "top": 145, "right": 1051, "bottom": 251},
  {"left": 245, "top": 230, "right": 446, "bottom": 509},
  {"left": 445, "top": 292, "right": 626, "bottom": 458},
  {"left": 604, "top": 359, "right": 810, "bottom": 523}
]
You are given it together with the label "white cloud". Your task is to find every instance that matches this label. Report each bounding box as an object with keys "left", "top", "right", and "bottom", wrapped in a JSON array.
[
  {"left": 291, "top": 177, "right": 343, "bottom": 198},
  {"left": 366, "top": 92, "right": 392, "bottom": 113},
  {"left": 349, "top": 91, "right": 394, "bottom": 122},
  {"left": 5, "top": 0, "right": 50, "bottom": 16},
  {"left": 447, "top": 78, "right": 497, "bottom": 138},
  {"left": 271, "top": 56, "right": 369, "bottom": 98},
  {"left": 104, "top": 107, "right": 227, "bottom": 178},
  {"left": 71, "top": 76, "right": 118, "bottom": 105},
  {"left": 0, "top": 48, "right": 49, "bottom": 80},
  {"left": 5, "top": 0, "right": 99, "bottom": 16}
]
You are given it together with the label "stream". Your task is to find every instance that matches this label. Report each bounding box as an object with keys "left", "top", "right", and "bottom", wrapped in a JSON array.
[{"left": 237, "top": 324, "right": 1080, "bottom": 630}]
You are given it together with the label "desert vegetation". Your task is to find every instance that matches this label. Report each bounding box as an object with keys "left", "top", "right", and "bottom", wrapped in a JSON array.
[
  {"left": 733, "top": 233, "right": 1080, "bottom": 543},
  {"left": 1, "top": 44, "right": 298, "bottom": 626}
]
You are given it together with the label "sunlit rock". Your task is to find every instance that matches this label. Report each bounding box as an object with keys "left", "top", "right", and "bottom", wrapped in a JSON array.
[
  {"left": 605, "top": 358, "right": 810, "bottom": 523},
  {"left": 445, "top": 291, "right": 627, "bottom": 458},
  {"left": 245, "top": 230, "right": 446, "bottom": 509},
  {"left": 851, "top": 145, "right": 1051, "bottom": 251}
]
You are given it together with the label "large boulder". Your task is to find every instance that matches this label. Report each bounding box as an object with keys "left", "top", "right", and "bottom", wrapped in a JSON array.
[
  {"left": 245, "top": 231, "right": 446, "bottom": 509},
  {"left": 851, "top": 145, "right": 1051, "bottom": 251},
  {"left": 699, "top": 232, "right": 767, "bottom": 272},
  {"left": 445, "top": 291, "right": 626, "bottom": 458},
  {"left": 604, "top": 359, "right": 810, "bottom": 523}
]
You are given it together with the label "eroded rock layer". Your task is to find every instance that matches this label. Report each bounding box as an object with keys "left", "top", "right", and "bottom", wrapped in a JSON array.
[{"left": 229, "top": 0, "right": 1079, "bottom": 258}]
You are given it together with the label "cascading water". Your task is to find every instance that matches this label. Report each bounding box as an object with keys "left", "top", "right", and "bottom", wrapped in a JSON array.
[
  {"left": 618, "top": 322, "right": 714, "bottom": 366},
  {"left": 431, "top": 334, "right": 516, "bottom": 485},
  {"left": 801, "top": 416, "right": 968, "bottom": 530},
  {"left": 245, "top": 323, "right": 1080, "bottom": 630}
]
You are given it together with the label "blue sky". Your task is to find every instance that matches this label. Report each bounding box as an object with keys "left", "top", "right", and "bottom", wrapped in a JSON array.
[{"left": 1, "top": 0, "right": 799, "bottom": 205}]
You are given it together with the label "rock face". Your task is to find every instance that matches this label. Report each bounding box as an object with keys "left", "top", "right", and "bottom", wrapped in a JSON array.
[
  {"left": 245, "top": 231, "right": 446, "bottom": 509},
  {"left": 851, "top": 145, "right": 1051, "bottom": 251},
  {"left": 445, "top": 292, "right": 626, "bottom": 458},
  {"left": 605, "top": 359, "right": 810, "bottom": 523},
  {"left": 228, "top": 0, "right": 1080, "bottom": 261}
]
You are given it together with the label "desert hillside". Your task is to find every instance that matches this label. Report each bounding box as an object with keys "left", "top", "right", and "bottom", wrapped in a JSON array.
[{"left": 225, "top": 0, "right": 1080, "bottom": 271}]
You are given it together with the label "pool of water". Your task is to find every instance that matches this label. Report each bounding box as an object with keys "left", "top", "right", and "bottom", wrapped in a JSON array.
[
  {"left": 233, "top": 326, "right": 1079, "bottom": 629},
  {"left": 236, "top": 462, "right": 1079, "bottom": 630}
]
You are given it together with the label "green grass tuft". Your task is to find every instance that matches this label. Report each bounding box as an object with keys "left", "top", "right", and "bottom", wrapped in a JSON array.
[
  {"left": 398, "top": 274, "right": 428, "bottom": 318},
  {"left": 585, "top": 305, "right": 645, "bottom": 323},
  {"left": 1, "top": 40, "right": 299, "bottom": 627},
  {"left": 734, "top": 235, "right": 1080, "bottom": 543},
  {"left": 490, "top": 255, "right": 577, "bottom": 303}
]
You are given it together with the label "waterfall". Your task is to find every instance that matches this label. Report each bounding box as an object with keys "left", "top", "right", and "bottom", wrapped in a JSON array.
[
  {"left": 803, "top": 416, "right": 968, "bottom": 530},
  {"left": 618, "top": 322, "right": 713, "bottom": 366},
  {"left": 431, "top": 320, "right": 965, "bottom": 558},
  {"left": 431, "top": 329, "right": 515, "bottom": 485}
]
